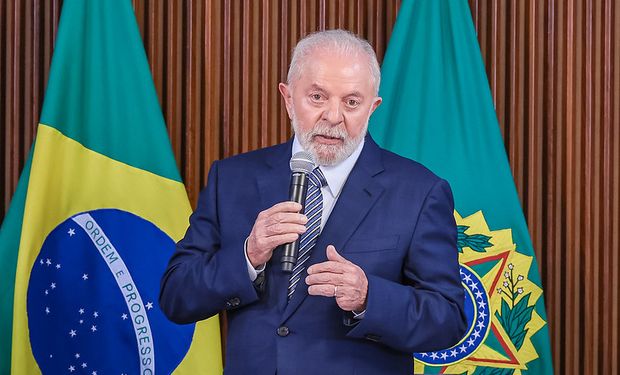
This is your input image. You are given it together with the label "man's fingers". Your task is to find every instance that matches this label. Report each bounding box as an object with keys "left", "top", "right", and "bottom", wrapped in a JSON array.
[
  {"left": 269, "top": 212, "right": 308, "bottom": 225},
  {"left": 260, "top": 233, "right": 299, "bottom": 249},
  {"left": 307, "top": 284, "right": 337, "bottom": 297},
  {"left": 261, "top": 201, "right": 303, "bottom": 217},
  {"left": 305, "top": 272, "right": 345, "bottom": 286},
  {"left": 264, "top": 223, "right": 307, "bottom": 236},
  {"left": 307, "top": 261, "right": 348, "bottom": 275},
  {"left": 326, "top": 245, "right": 351, "bottom": 264}
]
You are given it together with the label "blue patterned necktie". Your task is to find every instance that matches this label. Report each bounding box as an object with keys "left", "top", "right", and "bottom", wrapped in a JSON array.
[{"left": 287, "top": 167, "right": 327, "bottom": 300}]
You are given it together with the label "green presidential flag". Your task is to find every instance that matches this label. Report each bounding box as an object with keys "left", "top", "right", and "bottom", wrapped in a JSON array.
[
  {"left": 370, "top": 0, "right": 554, "bottom": 374},
  {"left": 0, "top": 0, "right": 222, "bottom": 374}
]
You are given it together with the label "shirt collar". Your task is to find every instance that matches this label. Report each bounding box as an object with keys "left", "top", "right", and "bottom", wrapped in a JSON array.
[{"left": 292, "top": 135, "right": 365, "bottom": 199}]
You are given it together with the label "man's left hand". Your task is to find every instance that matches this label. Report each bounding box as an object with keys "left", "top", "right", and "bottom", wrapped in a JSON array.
[{"left": 306, "top": 245, "right": 368, "bottom": 312}]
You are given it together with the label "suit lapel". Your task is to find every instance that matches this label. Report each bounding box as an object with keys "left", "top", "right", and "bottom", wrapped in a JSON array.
[
  {"left": 281, "top": 135, "right": 385, "bottom": 323},
  {"left": 256, "top": 140, "right": 293, "bottom": 313},
  {"left": 256, "top": 141, "right": 293, "bottom": 210}
]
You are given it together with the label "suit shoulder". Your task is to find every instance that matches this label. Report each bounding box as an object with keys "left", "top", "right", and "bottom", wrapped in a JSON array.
[
  {"left": 215, "top": 142, "right": 289, "bottom": 170},
  {"left": 378, "top": 147, "right": 445, "bottom": 185}
]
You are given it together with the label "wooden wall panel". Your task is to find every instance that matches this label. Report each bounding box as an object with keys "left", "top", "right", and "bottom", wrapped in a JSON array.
[{"left": 2, "top": 1, "right": 619, "bottom": 374}]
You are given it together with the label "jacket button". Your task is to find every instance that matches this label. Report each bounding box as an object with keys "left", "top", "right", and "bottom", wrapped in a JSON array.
[
  {"left": 276, "top": 326, "right": 290, "bottom": 337},
  {"left": 229, "top": 297, "right": 240, "bottom": 307}
]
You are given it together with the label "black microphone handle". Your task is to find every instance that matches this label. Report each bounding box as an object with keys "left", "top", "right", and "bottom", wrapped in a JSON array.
[{"left": 281, "top": 172, "right": 309, "bottom": 272}]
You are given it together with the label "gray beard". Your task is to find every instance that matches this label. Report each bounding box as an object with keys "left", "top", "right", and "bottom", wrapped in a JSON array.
[{"left": 291, "top": 113, "right": 367, "bottom": 167}]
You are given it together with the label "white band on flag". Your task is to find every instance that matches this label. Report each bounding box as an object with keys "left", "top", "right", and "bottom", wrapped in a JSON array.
[{"left": 72, "top": 213, "right": 155, "bottom": 375}]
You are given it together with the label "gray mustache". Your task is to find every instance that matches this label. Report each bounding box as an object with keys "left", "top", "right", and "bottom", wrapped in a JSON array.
[{"left": 309, "top": 124, "right": 347, "bottom": 140}]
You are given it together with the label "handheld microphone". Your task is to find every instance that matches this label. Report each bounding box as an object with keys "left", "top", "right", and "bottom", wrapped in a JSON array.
[{"left": 281, "top": 151, "right": 315, "bottom": 272}]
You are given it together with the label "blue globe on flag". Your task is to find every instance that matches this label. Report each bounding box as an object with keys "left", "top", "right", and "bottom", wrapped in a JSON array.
[{"left": 27, "top": 209, "right": 194, "bottom": 374}]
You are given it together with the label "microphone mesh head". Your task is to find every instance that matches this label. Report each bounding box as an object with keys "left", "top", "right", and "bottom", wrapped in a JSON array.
[{"left": 290, "top": 151, "right": 315, "bottom": 174}]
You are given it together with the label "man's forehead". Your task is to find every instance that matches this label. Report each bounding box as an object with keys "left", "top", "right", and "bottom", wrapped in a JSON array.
[{"left": 296, "top": 52, "right": 373, "bottom": 91}]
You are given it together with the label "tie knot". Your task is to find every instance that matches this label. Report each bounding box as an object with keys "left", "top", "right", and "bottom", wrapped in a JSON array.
[{"left": 309, "top": 167, "right": 328, "bottom": 188}]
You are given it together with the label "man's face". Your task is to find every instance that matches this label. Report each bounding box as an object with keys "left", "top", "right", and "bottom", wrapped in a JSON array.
[{"left": 279, "top": 49, "right": 382, "bottom": 166}]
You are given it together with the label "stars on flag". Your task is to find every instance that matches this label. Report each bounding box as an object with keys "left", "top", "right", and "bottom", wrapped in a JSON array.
[
  {"left": 90, "top": 325, "right": 97, "bottom": 332},
  {"left": 82, "top": 274, "right": 89, "bottom": 280},
  {"left": 462, "top": 273, "right": 472, "bottom": 283},
  {"left": 93, "top": 311, "right": 99, "bottom": 318},
  {"left": 45, "top": 259, "right": 52, "bottom": 266},
  {"left": 68, "top": 228, "right": 75, "bottom": 236},
  {"left": 56, "top": 263, "right": 61, "bottom": 269},
  {"left": 50, "top": 282, "right": 56, "bottom": 289},
  {"left": 472, "top": 330, "right": 481, "bottom": 339},
  {"left": 45, "top": 289, "right": 49, "bottom": 295},
  {"left": 68, "top": 365, "right": 75, "bottom": 372},
  {"left": 75, "top": 353, "right": 80, "bottom": 359},
  {"left": 45, "top": 307, "right": 50, "bottom": 314},
  {"left": 81, "top": 362, "right": 88, "bottom": 368},
  {"left": 69, "top": 329, "right": 77, "bottom": 338},
  {"left": 79, "top": 308, "right": 85, "bottom": 315},
  {"left": 145, "top": 302, "right": 154, "bottom": 310},
  {"left": 467, "top": 337, "right": 476, "bottom": 347},
  {"left": 121, "top": 313, "right": 128, "bottom": 320}
]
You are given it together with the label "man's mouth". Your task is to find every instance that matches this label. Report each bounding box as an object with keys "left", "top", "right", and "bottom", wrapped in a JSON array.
[{"left": 313, "top": 134, "right": 344, "bottom": 145}]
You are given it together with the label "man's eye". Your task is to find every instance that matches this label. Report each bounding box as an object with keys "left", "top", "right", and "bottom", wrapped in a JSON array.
[
  {"left": 310, "top": 94, "right": 322, "bottom": 101},
  {"left": 347, "top": 99, "right": 360, "bottom": 107}
]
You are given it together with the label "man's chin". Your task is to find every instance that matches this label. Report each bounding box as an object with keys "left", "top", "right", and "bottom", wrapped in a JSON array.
[{"left": 309, "top": 144, "right": 344, "bottom": 166}]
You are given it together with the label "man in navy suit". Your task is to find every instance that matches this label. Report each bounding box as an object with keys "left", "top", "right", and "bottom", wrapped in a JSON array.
[{"left": 160, "top": 30, "right": 466, "bottom": 374}]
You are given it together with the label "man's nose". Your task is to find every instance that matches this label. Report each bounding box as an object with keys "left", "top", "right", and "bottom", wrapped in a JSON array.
[{"left": 322, "top": 99, "right": 344, "bottom": 124}]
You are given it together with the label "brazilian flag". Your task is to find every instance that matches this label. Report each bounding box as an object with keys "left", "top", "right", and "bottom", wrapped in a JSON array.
[
  {"left": 0, "top": 0, "right": 222, "bottom": 374},
  {"left": 370, "top": 0, "right": 554, "bottom": 374}
]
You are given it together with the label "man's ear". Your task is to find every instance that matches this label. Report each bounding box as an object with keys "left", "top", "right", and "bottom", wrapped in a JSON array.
[
  {"left": 278, "top": 83, "right": 293, "bottom": 119},
  {"left": 368, "top": 96, "right": 383, "bottom": 116}
]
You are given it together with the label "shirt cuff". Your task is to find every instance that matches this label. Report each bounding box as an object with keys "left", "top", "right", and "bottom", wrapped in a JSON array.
[{"left": 244, "top": 237, "right": 266, "bottom": 282}]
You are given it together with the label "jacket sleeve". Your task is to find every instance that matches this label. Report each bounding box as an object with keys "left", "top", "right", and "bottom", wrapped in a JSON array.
[
  {"left": 346, "top": 178, "right": 467, "bottom": 352},
  {"left": 159, "top": 161, "right": 260, "bottom": 324}
]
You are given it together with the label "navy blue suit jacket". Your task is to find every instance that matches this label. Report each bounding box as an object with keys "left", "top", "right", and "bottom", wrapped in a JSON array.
[{"left": 160, "top": 135, "right": 466, "bottom": 374}]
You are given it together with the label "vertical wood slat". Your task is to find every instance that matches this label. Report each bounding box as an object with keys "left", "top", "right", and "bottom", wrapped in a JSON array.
[{"left": 1, "top": 1, "right": 620, "bottom": 374}]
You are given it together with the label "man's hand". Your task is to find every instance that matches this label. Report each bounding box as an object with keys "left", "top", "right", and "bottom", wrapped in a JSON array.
[
  {"left": 306, "top": 245, "right": 368, "bottom": 312},
  {"left": 247, "top": 202, "right": 307, "bottom": 268}
]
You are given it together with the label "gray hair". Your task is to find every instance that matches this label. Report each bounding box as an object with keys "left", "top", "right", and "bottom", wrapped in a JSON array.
[{"left": 287, "top": 29, "right": 381, "bottom": 95}]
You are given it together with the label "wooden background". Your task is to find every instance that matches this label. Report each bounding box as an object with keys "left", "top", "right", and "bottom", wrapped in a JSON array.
[{"left": 1, "top": 1, "right": 619, "bottom": 374}]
